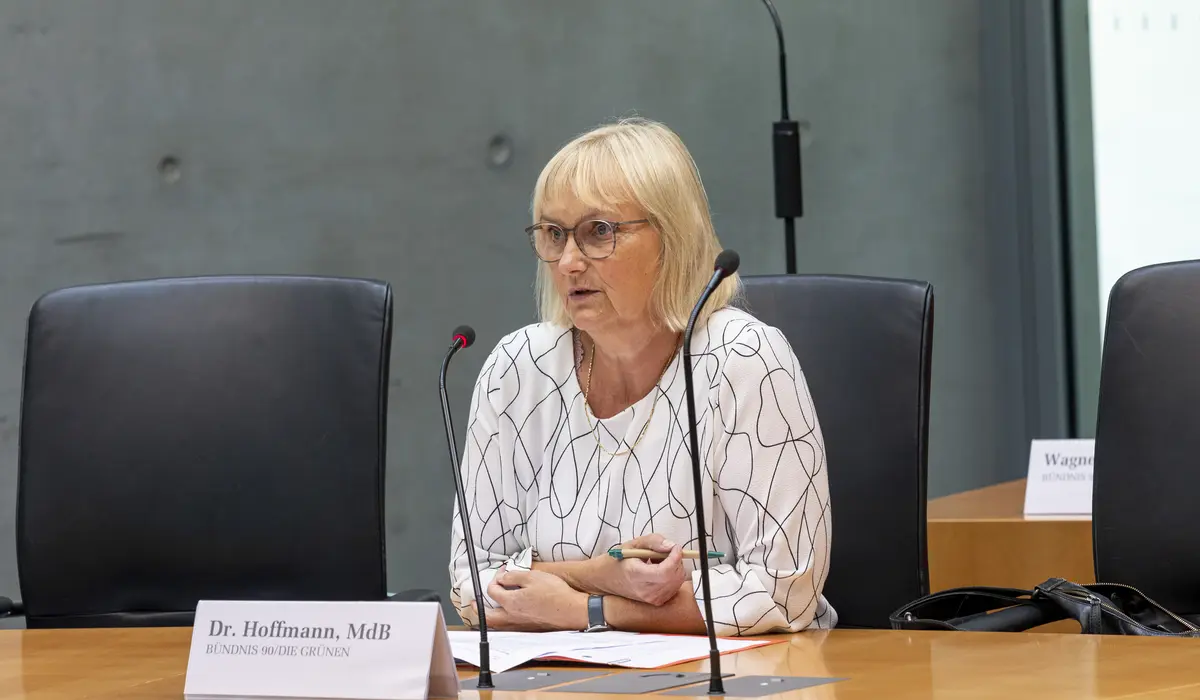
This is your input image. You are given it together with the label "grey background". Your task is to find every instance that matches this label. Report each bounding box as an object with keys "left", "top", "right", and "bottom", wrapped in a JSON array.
[{"left": 0, "top": 1, "right": 1073, "bottom": 609}]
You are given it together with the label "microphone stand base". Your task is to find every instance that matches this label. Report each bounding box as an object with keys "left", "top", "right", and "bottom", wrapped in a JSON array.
[
  {"left": 464, "top": 669, "right": 610, "bottom": 691},
  {"left": 553, "top": 671, "right": 734, "bottom": 695},
  {"left": 661, "top": 675, "right": 845, "bottom": 697}
]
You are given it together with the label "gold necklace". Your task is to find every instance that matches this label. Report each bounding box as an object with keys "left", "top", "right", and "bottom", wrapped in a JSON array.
[{"left": 579, "top": 332, "right": 680, "bottom": 457}]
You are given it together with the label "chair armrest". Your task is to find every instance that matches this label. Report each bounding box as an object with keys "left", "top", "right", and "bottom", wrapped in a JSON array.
[
  {"left": 0, "top": 597, "right": 26, "bottom": 628},
  {"left": 0, "top": 596, "right": 23, "bottom": 617},
  {"left": 387, "top": 589, "right": 442, "bottom": 604}
]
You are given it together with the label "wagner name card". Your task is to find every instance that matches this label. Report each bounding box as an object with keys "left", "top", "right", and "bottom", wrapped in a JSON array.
[
  {"left": 1023, "top": 438, "right": 1095, "bottom": 516},
  {"left": 183, "top": 600, "right": 459, "bottom": 700}
]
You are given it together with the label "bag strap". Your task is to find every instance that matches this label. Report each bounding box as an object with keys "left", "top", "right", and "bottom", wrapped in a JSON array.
[{"left": 890, "top": 585, "right": 1063, "bottom": 632}]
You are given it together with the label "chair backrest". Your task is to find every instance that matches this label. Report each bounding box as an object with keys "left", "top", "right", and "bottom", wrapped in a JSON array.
[
  {"left": 16, "top": 275, "right": 393, "bottom": 628},
  {"left": 1093, "top": 260, "right": 1200, "bottom": 615},
  {"left": 739, "top": 273, "right": 934, "bottom": 628}
]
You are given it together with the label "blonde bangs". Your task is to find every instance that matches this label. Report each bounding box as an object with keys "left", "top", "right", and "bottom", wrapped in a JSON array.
[
  {"left": 532, "top": 118, "right": 741, "bottom": 332},
  {"left": 532, "top": 139, "right": 639, "bottom": 222}
]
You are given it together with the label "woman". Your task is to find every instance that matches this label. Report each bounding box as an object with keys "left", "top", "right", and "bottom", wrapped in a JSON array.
[{"left": 448, "top": 117, "right": 835, "bottom": 636}]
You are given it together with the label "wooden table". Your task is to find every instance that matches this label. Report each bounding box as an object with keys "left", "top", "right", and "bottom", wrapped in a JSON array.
[
  {"left": 928, "top": 478, "right": 1094, "bottom": 591},
  {"left": 4, "top": 626, "right": 1200, "bottom": 699}
]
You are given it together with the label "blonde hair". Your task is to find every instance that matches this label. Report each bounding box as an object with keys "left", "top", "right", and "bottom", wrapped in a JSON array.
[{"left": 531, "top": 117, "right": 741, "bottom": 332}]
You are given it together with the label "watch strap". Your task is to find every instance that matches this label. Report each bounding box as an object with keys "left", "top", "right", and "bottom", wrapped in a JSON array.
[{"left": 585, "top": 594, "right": 608, "bottom": 631}]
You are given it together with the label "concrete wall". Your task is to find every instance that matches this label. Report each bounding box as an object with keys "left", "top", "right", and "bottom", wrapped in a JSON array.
[{"left": 0, "top": 0, "right": 1055, "bottom": 609}]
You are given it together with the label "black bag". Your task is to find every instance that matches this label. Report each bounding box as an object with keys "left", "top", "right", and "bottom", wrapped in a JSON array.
[{"left": 890, "top": 577, "right": 1200, "bottom": 637}]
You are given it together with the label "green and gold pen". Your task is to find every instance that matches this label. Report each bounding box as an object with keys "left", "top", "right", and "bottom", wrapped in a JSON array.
[{"left": 608, "top": 546, "right": 724, "bottom": 561}]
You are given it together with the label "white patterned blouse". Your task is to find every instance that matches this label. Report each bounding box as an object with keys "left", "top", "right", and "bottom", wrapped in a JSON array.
[{"left": 448, "top": 306, "right": 836, "bottom": 635}]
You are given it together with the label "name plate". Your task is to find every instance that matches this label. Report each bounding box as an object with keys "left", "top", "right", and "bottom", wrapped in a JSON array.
[
  {"left": 1023, "top": 438, "right": 1095, "bottom": 516},
  {"left": 183, "top": 600, "right": 459, "bottom": 700}
]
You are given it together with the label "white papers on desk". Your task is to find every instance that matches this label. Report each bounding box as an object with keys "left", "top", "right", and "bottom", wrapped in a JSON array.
[{"left": 448, "top": 630, "right": 777, "bottom": 673}]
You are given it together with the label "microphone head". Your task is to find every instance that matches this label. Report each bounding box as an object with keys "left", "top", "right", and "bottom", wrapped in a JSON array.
[
  {"left": 715, "top": 249, "right": 740, "bottom": 276},
  {"left": 451, "top": 325, "right": 476, "bottom": 349}
]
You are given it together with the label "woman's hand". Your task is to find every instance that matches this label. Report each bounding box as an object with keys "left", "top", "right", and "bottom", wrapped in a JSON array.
[
  {"left": 609, "top": 534, "right": 687, "bottom": 607},
  {"left": 486, "top": 567, "right": 589, "bottom": 632},
  {"left": 526, "top": 533, "right": 688, "bottom": 607}
]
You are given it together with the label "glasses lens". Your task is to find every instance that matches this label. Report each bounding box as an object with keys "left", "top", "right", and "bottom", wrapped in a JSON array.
[
  {"left": 530, "top": 224, "right": 565, "bottom": 260},
  {"left": 577, "top": 221, "right": 616, "bottom": 258}
]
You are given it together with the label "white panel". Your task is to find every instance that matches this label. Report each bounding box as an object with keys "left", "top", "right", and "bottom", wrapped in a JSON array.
[{"left": 1090, "top": 0, "right": 1200, "bottom": 334}]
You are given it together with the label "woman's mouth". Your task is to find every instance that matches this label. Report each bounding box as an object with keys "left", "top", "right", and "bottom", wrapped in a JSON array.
[{"left": 569, "top": 288, "right": 599, "bottom": 300}]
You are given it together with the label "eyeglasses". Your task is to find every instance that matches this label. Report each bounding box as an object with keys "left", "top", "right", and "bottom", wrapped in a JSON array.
[{"left": 525, "top": 219, "right": 649, "bottom": 262}]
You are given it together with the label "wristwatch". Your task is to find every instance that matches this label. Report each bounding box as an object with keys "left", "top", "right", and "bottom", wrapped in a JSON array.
[{"left": 584, "top": 594, "right": 609, "bottom": 632}]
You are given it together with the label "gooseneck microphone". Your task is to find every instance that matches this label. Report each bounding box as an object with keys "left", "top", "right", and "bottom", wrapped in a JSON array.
[
  {"left": 438, "top": 324, "right": 493, "bottom": 690},
  {"left": 760, "top": 0, "right": 804, "bottom": 274},
  {"left": 682, "top": 250, "right": 740, "bottom": 695}
]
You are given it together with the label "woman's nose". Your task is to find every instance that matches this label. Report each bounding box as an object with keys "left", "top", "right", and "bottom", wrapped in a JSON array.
[{"left": 557, "top": 235, "right": 588, "bottom": 273}]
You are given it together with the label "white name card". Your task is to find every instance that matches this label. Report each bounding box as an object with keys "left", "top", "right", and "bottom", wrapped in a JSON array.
[
  {"left": 1023, "top": 438, "right": 1095, "bottom": 516},
  {"left": 183, "top": 600, "right": 459, "bottom": 700}
]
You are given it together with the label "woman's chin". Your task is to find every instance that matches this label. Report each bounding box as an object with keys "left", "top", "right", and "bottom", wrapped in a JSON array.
[{"left": 565, "top": 309, "right": 605, "bottom": 332}]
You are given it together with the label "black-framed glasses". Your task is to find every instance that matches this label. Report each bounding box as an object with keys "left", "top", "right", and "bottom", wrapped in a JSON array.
[{"left": 524, "top": 219, "right": 649, "bottom": 262}]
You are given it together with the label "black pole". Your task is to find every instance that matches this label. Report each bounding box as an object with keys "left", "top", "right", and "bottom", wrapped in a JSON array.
[
  {"left": 762, "top": 0, "right": 803, "bottom": 274},
  {"left": 763, "top": 0, "right": 789, "bottom": 122},
  {"left": 784, "top": 218, "right": 796, "bottom": 275}
]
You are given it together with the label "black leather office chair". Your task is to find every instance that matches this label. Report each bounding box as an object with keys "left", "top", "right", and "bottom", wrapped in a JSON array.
[
  {"left": 5, "top": 275, "right": 435, "bottom": 628},
  {"left": 1093, "top": 260, "right": 1200, "bottom": 617},
  {"left": 739, "top": 273, "right": 934, "bottom": 629}
]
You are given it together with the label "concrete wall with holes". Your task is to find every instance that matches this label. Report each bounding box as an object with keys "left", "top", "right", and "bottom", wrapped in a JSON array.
[{"left": 0, "top": 0, "right": 1058, "bottom": 612}]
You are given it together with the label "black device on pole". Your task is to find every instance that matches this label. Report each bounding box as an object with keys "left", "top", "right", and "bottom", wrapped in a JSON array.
[
  {"left": 439, "top": 325, "right": 492, "bottom": 690},
  {"left": 762, "top": 0, "right": 803, "bottom": 274},
  {"left": 682, "top": 250, "right": 741, "bottom": 695}
]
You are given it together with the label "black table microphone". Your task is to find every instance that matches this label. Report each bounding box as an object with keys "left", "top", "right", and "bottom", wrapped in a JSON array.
[
  {"left": 682, "top": 250, "right": 740, "bottom": 695},
  {"left": 436, "top": 327, "right": 612, "bottom": 693},
  {"left": 438, "top": 324, "right": 492, "bottom": 689}
]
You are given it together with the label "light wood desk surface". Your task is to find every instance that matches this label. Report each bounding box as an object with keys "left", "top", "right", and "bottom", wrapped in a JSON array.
[
  {"left": 927, "top": 478, "right": 1094, "bottom": 594},
  {"left": 927, "top": 478, "right": 1090, "bottom": 522},
  {"left": 4, "top": 626, "right": 1200, "bottom": 699}
]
